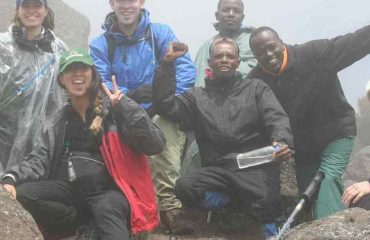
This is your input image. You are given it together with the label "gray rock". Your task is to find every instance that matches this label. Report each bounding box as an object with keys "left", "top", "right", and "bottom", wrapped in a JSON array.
[
  {"left": 344, "top": 146, "right": 370, "bottom": 188},
  {"left": 280, "top": 159, "right": 298, "bottom": 197},
  {"left": 0, "top": 0, "right": 89, "bottom": 49},
  {"left": 0, "top": 186, "right": 42, "bottom": 240},
  {"left": 280, "top": 208, "right": 370, "bottom": 240}
]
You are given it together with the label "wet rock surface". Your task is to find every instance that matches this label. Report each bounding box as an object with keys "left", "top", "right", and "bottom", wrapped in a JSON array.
[
  {"left": 280, "top": 208, "right": 370, "bottom": 240},
  {"left": 0, "top": 186, "right": 42, "bottom": 240}
]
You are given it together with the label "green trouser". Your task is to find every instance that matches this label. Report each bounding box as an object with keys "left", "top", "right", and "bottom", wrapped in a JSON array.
[
  {"left": 295, "top": 137, "right": 354, "bottom": 219},
  {"left": 181, "top": 139, "right": 201, "bottom": 176},
  {"left": 151, "top": 116, "right": 186, "bottom": 212}
]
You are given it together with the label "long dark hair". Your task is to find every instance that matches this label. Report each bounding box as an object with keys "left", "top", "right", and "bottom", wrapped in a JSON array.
[{"left": 13, "top": 6, "right": 55, "bottom": 30}]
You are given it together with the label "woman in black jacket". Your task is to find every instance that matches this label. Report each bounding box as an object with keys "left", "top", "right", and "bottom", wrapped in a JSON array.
[{"left": 1, "top": 48, "right": 165, "bottom": 240}]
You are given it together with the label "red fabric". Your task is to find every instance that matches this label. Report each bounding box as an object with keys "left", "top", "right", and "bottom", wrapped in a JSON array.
[{"left": 99, "top": 131, "right": 159, "bottom": 234}]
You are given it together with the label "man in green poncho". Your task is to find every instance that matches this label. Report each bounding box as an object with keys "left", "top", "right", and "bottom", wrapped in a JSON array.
[{"left": 194, "top": 0, "right": 257, "bottom": 87}]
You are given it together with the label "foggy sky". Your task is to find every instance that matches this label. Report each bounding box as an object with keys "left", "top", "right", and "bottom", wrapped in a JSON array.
[{"left": 62, "top": 0, "right": 370, "bottom": 108}]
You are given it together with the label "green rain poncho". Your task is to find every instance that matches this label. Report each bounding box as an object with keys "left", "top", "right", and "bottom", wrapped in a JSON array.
[{"left": 194, "top": 27, "right": 257, "bottom": 87}]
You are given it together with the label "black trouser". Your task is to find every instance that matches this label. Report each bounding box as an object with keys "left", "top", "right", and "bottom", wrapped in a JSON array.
[
  {"left": 16, "top": 180, "right": 131, "bottom": 240},
  {"left": 175, "top": 163, "right": 283, "bottom": 223}
]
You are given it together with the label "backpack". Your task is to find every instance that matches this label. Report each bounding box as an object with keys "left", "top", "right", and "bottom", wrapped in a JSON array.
[{"left": 103, "top": 24, "right": 161, "bottom": 65}]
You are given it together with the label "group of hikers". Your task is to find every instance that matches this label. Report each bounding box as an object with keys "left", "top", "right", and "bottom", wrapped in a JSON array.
[{"left": 0, "top": 0, "right": 369, "bottom": 239}]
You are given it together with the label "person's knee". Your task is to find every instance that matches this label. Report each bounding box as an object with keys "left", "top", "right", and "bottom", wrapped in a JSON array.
[
  {"left": 175, "top": 177, "right": 196, "bottom": 205},
  {"left": 94, "top": 192, "right": 130, "bottom": 221},
  {"left": 16, "top": 182, "right": 40, "bottom": 205}
]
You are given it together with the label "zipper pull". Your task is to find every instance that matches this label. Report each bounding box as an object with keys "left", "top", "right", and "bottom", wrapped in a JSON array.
[{"left": 67, "top": 153, "right": 76, "bottom": 182}]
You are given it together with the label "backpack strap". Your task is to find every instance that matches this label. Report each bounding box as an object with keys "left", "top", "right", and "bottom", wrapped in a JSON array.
[
  {"left": 104, "top": 32, "right": 117, "bottom": 65},
  {"left": 144, "top": 24, "right": 161, "bottom": 64},
  {"left": 103, "top": 23, "right": 160, "bottom": 66}
]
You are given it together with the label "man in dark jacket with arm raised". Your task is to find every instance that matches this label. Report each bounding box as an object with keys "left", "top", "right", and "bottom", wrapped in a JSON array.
[
  {"left": 248, "top": 25, "right": 370, "bottom": 219},
  {"left": 153, "top": 38, "right": 293, "bottom": 239}
]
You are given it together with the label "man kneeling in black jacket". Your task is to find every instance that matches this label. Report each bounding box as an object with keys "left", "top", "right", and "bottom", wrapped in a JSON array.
[{"left": 153, "top": 39, "right": 293, "bottom": 239}]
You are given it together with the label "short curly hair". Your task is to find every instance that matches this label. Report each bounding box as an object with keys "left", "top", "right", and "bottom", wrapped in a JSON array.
[{"left": 209, "top": 37, "right": 240, "bottom": 58}]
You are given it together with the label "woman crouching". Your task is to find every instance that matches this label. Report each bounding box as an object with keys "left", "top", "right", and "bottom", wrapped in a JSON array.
[{"left": 1, "top": 48, "right": 165, "bottom": 239}]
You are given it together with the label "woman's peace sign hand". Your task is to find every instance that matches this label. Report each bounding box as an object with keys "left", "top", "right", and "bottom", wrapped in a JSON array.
[{"left": 101, "top": 75, "right": 123, "bottom": 106}]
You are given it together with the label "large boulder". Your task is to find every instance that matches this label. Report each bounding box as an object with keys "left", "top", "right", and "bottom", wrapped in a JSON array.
[
  {"left": 0, "top": 0, "right": 89, "bottom": 49},
  {"left": 344, "top": 146, "right": 370, "bottom": 188},
  {"left": 0, "top": 186, "right": 42, "bottom": 240},
  {"left": 280, "top": 208, "right": 370, "bottom": 240}
]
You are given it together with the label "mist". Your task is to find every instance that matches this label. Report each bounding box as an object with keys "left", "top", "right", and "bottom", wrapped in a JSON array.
[{"left": 62, "top": 0, "right": 370, "bottom": 108}]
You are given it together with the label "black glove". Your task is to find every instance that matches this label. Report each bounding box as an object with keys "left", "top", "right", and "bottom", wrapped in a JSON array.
[{"left": 126, "top": 84, "right": 153, "bottom": 104}]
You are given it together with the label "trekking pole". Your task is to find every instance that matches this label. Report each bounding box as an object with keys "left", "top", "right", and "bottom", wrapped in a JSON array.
[{"left": 275, "top": 170, "right": 324, "bottom": 240}]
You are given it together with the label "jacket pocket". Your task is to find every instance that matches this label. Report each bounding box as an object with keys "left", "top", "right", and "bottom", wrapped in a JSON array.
[{"left": 68, "top": 151, "right": 111, "bottom": 194}]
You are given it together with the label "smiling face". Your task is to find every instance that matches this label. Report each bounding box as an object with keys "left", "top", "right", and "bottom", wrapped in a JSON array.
[
  {"left": 250, "top": 30, "right": 285, "bottom": 74},
  {"left": 110, "top": 0, "right": 144, "bottom": 30},
  {"left": 59, "top": 63, "right": 93, "bottom": 99},
  {"left": 208, "top": 41, "right": 240, "bottom": 79},
  {"left": 17, "top": 0, "right": 48, "bottom": 30},
  {"left": 216, "top": 0, "right": 244, "bottom": 35}
]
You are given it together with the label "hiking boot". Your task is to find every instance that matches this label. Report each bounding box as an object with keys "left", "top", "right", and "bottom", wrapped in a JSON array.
[{"left": 160, "top": 208, "right": 195, "bottom": 235}]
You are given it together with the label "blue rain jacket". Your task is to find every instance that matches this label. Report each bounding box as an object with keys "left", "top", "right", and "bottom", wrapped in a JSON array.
[{"left": 90, "top": 9, "right": 196, "bottom": 107}]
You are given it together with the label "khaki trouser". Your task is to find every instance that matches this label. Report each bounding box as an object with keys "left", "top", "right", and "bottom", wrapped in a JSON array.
[{"left": 151, "top": 116, "right": 186, "bottom": 212}]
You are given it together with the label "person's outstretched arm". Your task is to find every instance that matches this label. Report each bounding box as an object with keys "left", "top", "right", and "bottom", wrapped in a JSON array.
[
  {"left": 153, "top": 42, "right": 197, "bottom": 131},
  {"left": 308, "top": 24, "right": 370, "bottom": 73}
]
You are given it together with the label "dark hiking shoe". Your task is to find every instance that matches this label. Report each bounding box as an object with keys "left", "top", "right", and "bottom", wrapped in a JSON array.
[{"left": 160, "top": 209, "right": 195, "bottom": 235}]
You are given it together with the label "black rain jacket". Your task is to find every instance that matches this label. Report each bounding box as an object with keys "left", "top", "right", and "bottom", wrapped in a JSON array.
[
  {"left": 153, "top": 62, "right": 293, "bottom": 170},
  {"left": 4, "top": 94, "right": 165, "bottom": 185},
  {"left": 249, "top": 25, "right": 370, "bottom": 164}
]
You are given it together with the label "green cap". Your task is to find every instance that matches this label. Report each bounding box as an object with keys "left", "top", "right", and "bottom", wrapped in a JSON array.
[{"left": 59, "top": 48, "right": 94, "bottom": 73}]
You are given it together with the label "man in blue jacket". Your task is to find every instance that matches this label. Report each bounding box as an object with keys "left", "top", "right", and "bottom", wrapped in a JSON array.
[{"left": 89, "top": 0, "right": 196, "bottom": 234}]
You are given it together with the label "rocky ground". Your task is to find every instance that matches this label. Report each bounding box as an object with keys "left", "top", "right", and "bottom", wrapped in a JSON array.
[
  {"left": 143, "top": 160, "right": 302, "bottom": 240},
  {"left": 282, "top": 208, "right": 370, "bottom": 240}
]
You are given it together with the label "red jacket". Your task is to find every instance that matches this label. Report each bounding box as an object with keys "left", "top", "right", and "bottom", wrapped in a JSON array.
[{"left": 100, "top": 131, "right": 159, "bottom": 234}]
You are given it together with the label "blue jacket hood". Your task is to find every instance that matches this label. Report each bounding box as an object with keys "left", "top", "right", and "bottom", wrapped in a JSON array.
[{"left": 102, "top": 9, "right": 150, "bottom": 44}]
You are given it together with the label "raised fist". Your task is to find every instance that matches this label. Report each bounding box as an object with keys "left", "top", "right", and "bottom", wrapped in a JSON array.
[{"left": 163, "top": 42, "right": 188, "bottom": 62}]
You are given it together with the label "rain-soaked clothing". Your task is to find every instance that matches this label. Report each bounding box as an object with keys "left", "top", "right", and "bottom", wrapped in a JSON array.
[
  {"left": 249, "top": 24, "right": 370, "bottom": 218},
  {"left": 0, "top": 25, "right": 67, "bottom": 176},
  {"left": 153, "top": 60, "right": 293, "bottom": 223},
  {"left": 89, "top": 10, "right": 195, "bottom": 99},
  {"left": 2, "top": 95, "right": 165, "bottom": 237},
  {"left": 90, "top": 10, "right": 196, "bottom": 212},
  {"left": 183, "top": 27, "right": 258, "bottom": 175}
]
